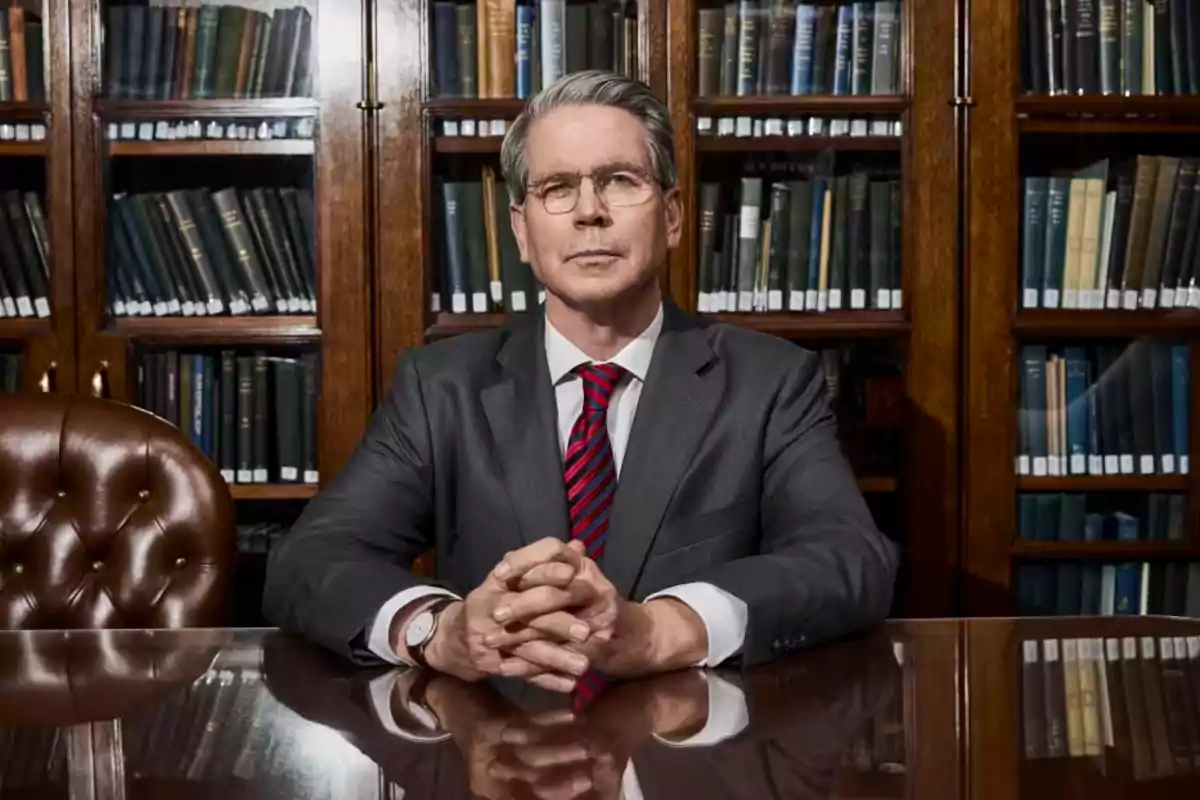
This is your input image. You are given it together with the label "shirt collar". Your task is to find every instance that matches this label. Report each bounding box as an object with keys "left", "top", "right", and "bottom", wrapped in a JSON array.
[{"left": 544, "top": 303, "right": 663, "bottom": 385}]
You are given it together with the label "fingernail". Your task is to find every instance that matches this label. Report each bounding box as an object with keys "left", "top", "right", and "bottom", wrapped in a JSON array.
[
  {"left": 572, "top": 777, "right": 593, "bottom": 794},
  {"left": 494, "top": 605, "right": 512, "bottom": 622},
  {"left": 570, "top": 655, "right": 588, "bottom": 673},
  {"left": 570, "top": 624, "right": 589, "bottom": 642},
  {"left": 494, "top": 562, "right": 511, "bottom": 579},
  {"left": 500, "top": 660, "right": 521, "bottom": 675},
  {"left": 484, "top": 632, "right": 501, "bottom": 647}
]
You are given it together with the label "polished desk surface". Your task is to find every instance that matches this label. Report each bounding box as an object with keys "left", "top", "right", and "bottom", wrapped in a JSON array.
[{"left": 2, "top": 617, "right": 1200, "bottom": 799}]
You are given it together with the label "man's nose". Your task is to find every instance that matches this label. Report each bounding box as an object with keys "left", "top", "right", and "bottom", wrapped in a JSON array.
[{"left": 572, "top": 179, "right": 610, "bottom": 225}]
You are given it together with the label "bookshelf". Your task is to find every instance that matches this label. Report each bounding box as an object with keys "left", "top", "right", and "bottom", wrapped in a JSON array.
[
  {"left": 0, "top": 0, "right": 75, "bottom": 396},
  {"left": 965, "top": 0, "right": 1200, "bottom": 617},
  {"left": 371, "top": 0, "right": 959, "bottom": 618}
]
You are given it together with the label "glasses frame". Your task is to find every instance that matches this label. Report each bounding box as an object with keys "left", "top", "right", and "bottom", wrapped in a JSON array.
[{"left": 524, "top": 165, "right": 664, "bottom": 215}]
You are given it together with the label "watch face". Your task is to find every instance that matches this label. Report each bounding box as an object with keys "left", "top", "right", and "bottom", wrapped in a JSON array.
[{"left": 406, "top": 610, "right": 434, "bottom": 648}]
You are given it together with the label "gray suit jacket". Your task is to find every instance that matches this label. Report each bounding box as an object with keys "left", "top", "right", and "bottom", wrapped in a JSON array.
[{"left": 261, "top": 300, "right": 899, "bottom": 667}]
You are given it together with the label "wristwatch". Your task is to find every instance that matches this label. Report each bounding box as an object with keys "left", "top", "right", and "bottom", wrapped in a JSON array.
[{"left": 404, "top": 597, "right": 457, "bottom": 668}]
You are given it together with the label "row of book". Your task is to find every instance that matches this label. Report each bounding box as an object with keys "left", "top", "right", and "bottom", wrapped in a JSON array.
[
  {"left": 696, "top": 173, "right": 902, "bottom": 313},
  {"left": 105, "top": 3, "right": 313, "bottom": 101},
  {"left": 1021, "top": 0, "right": 1200, "bottom": 96},
  {"left": 1021, "top": 636, "right": 1200, "bottom": 775},
  {"left": 0, "top": 5, "right": 45, "bottom": 102},
  {"left": 431, "top": 0, "right": 639, "bottom": 100},
  {"left": 433, "top": 167, "right": 540, "bottom": 314},
  {"left": 821, "top": 341, "right": 904, "bottom": 477},
  {"left": 0, "top": 121, "right": 45, "bottom": 141},
  {"left": 1016, "top": 341, "right": 1190, "bottom": 477},
  {"left": 105, "top": 116, "right": 316, "bottom": 142},
  {"left": 107, "top": 187, "right": 316, "bottom": 318},
  {"left": 0, "top": 191, "right": 50, "bottom": 320},
  {"left": 135, "top": 349, "right": 319, "bottom": 486},
  {"left": 1019, "top": 492, "right": 1187, "bottom": 543},
  {"left": 1020, "top": 156, "right": 1200, "bottom": 311},
  {"left": 697, "top": 1, "right": 902, "bottom": 98},
  {"left": 237, "top": 521, "right": 288, "bottom": 554},
  {"left": 0, "top": 353, "right": 20, "bottom": 392},
  {"left": 696, "top": 115, "right": 903, "bottom": 138}
]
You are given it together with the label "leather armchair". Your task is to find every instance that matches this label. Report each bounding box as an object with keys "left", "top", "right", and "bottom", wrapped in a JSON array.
[{"left": 0, "top": 394, "right": 235, "bottom": 629}]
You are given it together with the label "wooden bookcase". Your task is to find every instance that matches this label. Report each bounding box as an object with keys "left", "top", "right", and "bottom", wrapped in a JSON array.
[
  {"left": 0, "top": 0, "right": 76, "bottom": 394},
  {"left": 373, "top": 0, "right": 960, "bottom": 618},
  {"left": 964, "top": 0, "right": 1200, "bottom": 614}
]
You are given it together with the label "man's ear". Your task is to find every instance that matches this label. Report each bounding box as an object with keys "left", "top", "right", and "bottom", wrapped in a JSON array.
[
  {"left": 663, "top": 187, "right": 683, "bottom": 250},
  {"left": 510, "top": 202, "right": 530, "bottom": 262}
]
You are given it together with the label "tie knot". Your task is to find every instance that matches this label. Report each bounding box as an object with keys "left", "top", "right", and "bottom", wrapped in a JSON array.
[{"left": 575, "top": 363, "right": 625, "bottom": 409}]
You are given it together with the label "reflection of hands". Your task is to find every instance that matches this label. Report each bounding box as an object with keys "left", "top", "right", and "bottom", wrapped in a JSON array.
[{"left": 421, "top": 670, "right": 711, "bottom": 800}]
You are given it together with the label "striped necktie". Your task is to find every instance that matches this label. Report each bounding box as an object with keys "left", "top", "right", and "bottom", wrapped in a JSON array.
[{"left": 563, "top": 362, "right": 625, "bottom": 561}]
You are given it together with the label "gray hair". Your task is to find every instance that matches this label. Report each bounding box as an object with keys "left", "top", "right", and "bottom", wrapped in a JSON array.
[{"left": 499, "top": 70, "right": 677, "bottom": 205}]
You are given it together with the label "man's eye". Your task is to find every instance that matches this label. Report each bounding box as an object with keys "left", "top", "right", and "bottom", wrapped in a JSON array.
[
  {"left": 543, "top": 182, "right": 574, "bottom": 199},
  {"left": 610, "top": 172, "right": 642, "bottom": 187}
]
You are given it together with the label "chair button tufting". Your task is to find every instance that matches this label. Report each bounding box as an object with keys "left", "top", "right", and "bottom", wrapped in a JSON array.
[
  {"left": 12, "top": 563, "right": 23, "bottom": 574},
  {"left": 174, "top": 557, "right": 186, "bottom": 569},
  {"left": 92, "top": 560, "right": 103, "bottom": 572},
  {"left": 138, "top": 489, "right": 150, "bottom": 501},
  {"left": 56, "top": 490, "right": 66, "bottom": 498}
]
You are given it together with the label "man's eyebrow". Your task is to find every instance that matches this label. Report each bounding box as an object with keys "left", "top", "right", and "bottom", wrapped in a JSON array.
[{"left": 528, "top": 161, "right": 650, "bottom": 184}]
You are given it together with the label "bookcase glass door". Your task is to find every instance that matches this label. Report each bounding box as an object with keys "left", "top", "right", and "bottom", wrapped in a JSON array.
[{"left": 0, "top": 0, "right": 75, "bottom": 395}]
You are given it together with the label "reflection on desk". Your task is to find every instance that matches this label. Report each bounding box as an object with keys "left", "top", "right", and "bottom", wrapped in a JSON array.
[{"left": 0, "top": 617, "right": 1198, "bottom": 798}]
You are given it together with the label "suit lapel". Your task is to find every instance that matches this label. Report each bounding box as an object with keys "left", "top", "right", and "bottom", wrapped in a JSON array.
[
  {"left": 482, "top": 313, "right": 571, "bottom": 549},
  {"left": 600, "top": 304, "right": 723, "bottom": 598}
]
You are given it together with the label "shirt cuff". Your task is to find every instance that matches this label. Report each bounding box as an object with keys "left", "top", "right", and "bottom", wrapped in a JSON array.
[
  {"left": 643, "top": 582, "right": 748, "bottom": 667},
  {"left": 653, "top": 671, "right": 749, "bottom": 747},
  {"left": 366, "top": 586, "right": 462, "bottom": 665}
]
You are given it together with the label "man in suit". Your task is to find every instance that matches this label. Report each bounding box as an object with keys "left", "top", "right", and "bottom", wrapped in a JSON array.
[{"left": 262, "top": 69, "right": 898, "bottom": 692}]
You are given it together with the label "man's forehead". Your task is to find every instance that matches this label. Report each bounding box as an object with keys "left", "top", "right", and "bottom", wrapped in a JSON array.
[{"left": 524, "top": 105, "right": 651, "bottom": 173}]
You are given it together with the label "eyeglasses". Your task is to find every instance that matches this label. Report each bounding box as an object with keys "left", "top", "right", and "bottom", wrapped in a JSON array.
[{"left": 526, "top": 166, "right": 660, "bottom": 215}]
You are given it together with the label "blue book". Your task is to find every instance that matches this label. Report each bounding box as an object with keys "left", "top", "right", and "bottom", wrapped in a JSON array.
[
  {"left": 516, "top": 5, "right": 534, "bottom": 99},
  {"left": 1113, "top": 513, "right": 1141, "bottom": 615},
  {"left": 432, "top": 2, "right": 458, "bottom": 97},
  {"left": 1054, "top": 494, "right": 1086, "bottom": 615},
  {"left": 790, "top": 3, "right": 816, "bottom": 95},
  {"left": 1021, "top": 177, "right": 1048, "bottom": 308},
  {"left": 1064, "top": 347, "right": 1089, "bottom": 474},
  {"left": 1171, "top": 344, "right": 1189, "bottom": 473},
  {"left": 806, "top": 180, "right": 826, "bottom": 296},
  {"left": 1021, "top": 346, "right": 1049, "bottom": 473},
  {"left": 1080, "top": 513, "right": 1104, "bottom": 614},
  {"left": 192, "top": 354, "right": 205, "bottom": 455},
  {"left": 1041, "top": 177, "right": 1070, "bottom": 307},
  {"left": 831, "top": 5, "right": 852, "bottom": 95}
]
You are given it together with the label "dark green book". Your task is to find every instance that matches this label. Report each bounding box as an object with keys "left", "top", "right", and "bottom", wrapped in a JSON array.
[
  {"left": 252, "top": 351, "right": 268, "bottom": 483},
  {"left": 273, "top": 358, "right": 300, "bottom": 482},
  {"left": 219, "top": 350, "right": 236, "bottom": 482}
]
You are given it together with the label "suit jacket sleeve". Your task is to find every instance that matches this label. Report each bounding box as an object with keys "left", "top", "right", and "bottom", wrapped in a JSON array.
[
  {"left": 261, "top": 353, "right": 442, "bottom": 663},
  {"left": 693, "top": 349, "right": 900, "bottom": 667}
]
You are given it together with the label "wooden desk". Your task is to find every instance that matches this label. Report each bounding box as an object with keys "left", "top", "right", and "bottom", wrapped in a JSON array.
[{"left": 0, "top": 618, "right": 1197, "bottom": 798}]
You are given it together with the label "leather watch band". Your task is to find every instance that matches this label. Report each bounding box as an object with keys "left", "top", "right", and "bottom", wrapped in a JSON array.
[{"left": 408, "top": 597, "right": 457, "bottom": 669}]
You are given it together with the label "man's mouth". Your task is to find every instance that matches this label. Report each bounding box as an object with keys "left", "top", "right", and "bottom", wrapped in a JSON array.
[{"left": 568, "top": 248, "right": 622, "bottom": 260}]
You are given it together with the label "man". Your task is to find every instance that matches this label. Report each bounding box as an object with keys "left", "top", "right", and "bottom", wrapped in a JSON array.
[{"left": 262, "top": 69, "right": 898, "bottom": 692}]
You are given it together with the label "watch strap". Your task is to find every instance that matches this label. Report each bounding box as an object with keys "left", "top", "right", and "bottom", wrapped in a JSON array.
[{"left": 408, "top": 597, "right": 457, "bottom": 669}]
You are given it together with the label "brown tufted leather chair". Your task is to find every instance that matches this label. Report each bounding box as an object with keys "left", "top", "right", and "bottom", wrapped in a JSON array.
[{"left": 0, "top": 393, "right": 235, "bottom": 629}]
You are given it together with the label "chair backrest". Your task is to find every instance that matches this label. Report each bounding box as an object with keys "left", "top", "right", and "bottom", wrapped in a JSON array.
[{"left": 0, "top": 394, "right": 235, "bottom": 629}]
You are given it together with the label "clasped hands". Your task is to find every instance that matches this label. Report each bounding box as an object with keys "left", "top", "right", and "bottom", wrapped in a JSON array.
[{"left": 420, "top": 537, "right": 707, "bottom": 692}]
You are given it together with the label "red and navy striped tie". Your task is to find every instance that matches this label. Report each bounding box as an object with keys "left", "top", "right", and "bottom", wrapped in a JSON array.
[{"left": 564, "top": 362, "right": 625, "bottom": 561}]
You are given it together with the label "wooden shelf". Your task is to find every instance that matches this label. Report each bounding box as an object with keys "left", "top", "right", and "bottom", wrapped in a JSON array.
[
  {"left": 693, "top": 95, "right": 909, "bottom": 117},
  {"left": 0, "top": 141, "right": 47, "bottom": 156},
  {"left": 1017, "top": 475, "right": 1190, "bottom": 492},
  {"left": 108, "top": 139, "right": 315, "bottom": 157},
  {"left": 96, "top": 98, "right": 320, "bottom": 120},
  {"left": 708, "top": 310, "right": 911, "bottom": 338},
  {"left": 1012, "top": 540, "right": 1200, "bottom": 560},
  {"left": 230, "top": 484, "right": 318, "bottom": 501},
  {"left": 696, "top": 135, "right": 901, "bottom": 152},
  {"left": 424, "top": 98, "right": 527, "bottom": 118},
  {"left": 433, "top": 136, "right": 503, "bottom": 154},
  {"left": 0, "top": 101, "right": 49, "bottom": 121},
  {"left": 858, "top": 476, "right": 899, "bottom": 493},
  {"left": 1013, "top": 309, "right": 1200, "bottom": 337},
  {"left": 110, "top": 315, "right": 321, "bottom": 344},
  {"left": 1015, "top": 94, "right": 1200, "bottom": 119},
  {"left": 426, "top": 312, "right": 523, "bottom": 340},
  {"left": 0, "top": 317, "right": 52, "bottom": 339}
]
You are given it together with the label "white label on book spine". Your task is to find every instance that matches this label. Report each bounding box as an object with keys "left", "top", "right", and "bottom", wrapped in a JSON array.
[
  {"left": 697, "top": 293, "right": 711, "bottom": 313},
  {"left": 765, "top": 118, "right": 784, "bottom": 136},
  {"left": 472, "top": 292, "right": 488, "bottom": 312},
  {"left": 220, "top": 470, "right": 234, "bottom": 483},
  {"left": 806, "top": 289, "right": 818, "bottom": 310},
  {"left": 738, "top": 291, "right": 753, "bottom": 311},
  {"left": 1023, "top": 640, "right": 1038, "bottom": 662},
  {"left": 1191, "top": 287, "right": 1200, "bottom": 308},
  {"left": 1120, "top": 454, "right": 1134, "bottom": 474},
  {"left": 155, "top": 121, "right": 171, "bottom": 140},
  {"left": 1048, "top": 457, "right": 1061, "bottom": 476},
  {"left": 1173, "top": 637, "right": 1187, "bottom": 659},
  {"left": 112, "top": 300, "right": 125, "bottom": 316},
  {"left": 167, "top": 300, "right": 180, "bottom": 315},
  {"left": 850, "top": 288, "right": 865, "bottom": 309},
  {"left": 1106, "top": 289, "right": 1120, "bottom": 308},
  {"left": 15, "top": 297, "right": 32, "bottom": 317},
  {"left": 1188, "top": 637, "right": 1200, "bottom": 659},
  {"left": 275, "top": 299, "right": 288, "bottom": 313},
  {"left": 1140, "top": 454, "right": 1155, "bottom": 474},
  {"left": 207, "top": 299, "right": 223, "bottom": 315},
  {"left": 876, "top": 289, "right": 891, "bottom": 309},
  {"left": 510, "top": 291, "right": 527, "bottom": 312},
  {"left": 1043, "top": 288, "right": 1060, "bottom": 308},
  {"left": 304, "top": 470, "right": 319, "bottom": 484},
  {"left": 1122, "top": 637, "right": 1137, "bottom": 660},
  {"left": 752, "top": 119, "right": 764, "bottom": 137},
  {"left": 451, "top": 292, "right": 467, "bottom": 313},
  {"left": 1104, "top": 455, "right": 1119, "bottom": 474},
  {"left": 237, "top": 470, "right": 253, "bottom": 483},
  {"left": 1033, "top": 456, "right": 1048, "bottom": 476},
  {"left": 718, "top": 118, "right": 735, "bottom": 136},
  {"left": 139, "top": 301, "right": 151, "bottom": 315},
  {"left": 251, "top": 295, "right": 269, "bottom": 312},
  {"left": 1063, "top": 289, "right": 1078, "bottom": 309},
  {"left": 1089, "top": 455, "right": 1104, "bottom": 475},
  {"left": 1141, "top": 637, "right": 1155, "bottom": 658},
  {"left": 281, "top": 466, "right": 298, "bottom": 481},
  {"left": 767, "top": 290, "right": 782, "bottom": 311},
  {"left": 786, "top": 120, "right": 805, "bottom": 136},
  {"left": 231, "top": 299, "right": 248, "bottom": 315},
  {"left": 1161, "top": 637, "right": 1175, "bottom": 659},
  {"left": 490, "top": 281, "right": 502, "bottom": 304},
  {"left": 1018, "top": 455, "right": 1030, "bottom": 475},
  {"left": 1123, "top": 290, "right": 1138, "bottom": 310},
  {"left": 461, "top": 120, "right": 476, "bottom": 136},
  {"left": 34, "top": 298, "right": 50, "bottom": 318},
  {"left": 829, "top": 289, "right": 843, "bottom": 309},
  {"left": 891, "top": 289, "right": 902, "bottom": 309},
  {"left": 2, "top": 298, "right": 13, "bottom": 316},
  {"left": 789, "top": 290, "right": 805, "bottom": 310},
  {"left": 491, "top": 120, "right": 506, "bottom": 135},
  {"left": 1162, "top": 454, "right": 1175, "bottom": 474},
  {"left": 817, "top": 291, "right": 829, "bottom": 312},
  {"left": 443, "top": 120, "right": 459, "bottom": 137},
  {"left": 153, "top": 301, "right": 169, "bottom": 316},
  {"left": 106, "top": 123, "right": 118, "bottom": 140},
  {"left": 735, "top": 117, "right": 752, "bottom": 137},
  {"left": 1070, "top": 454, "right": 1086, "bottom": 474},
  {"left": 1023, "top": 288, "right": 1039, "bottom": 308},
  {"left": 1044, "top": 639, "right": 1059, "bottom": 662},
  {"left": 285, "top": 297, "right": 300, "bottom": 313},
  {"left": 1105, "top": 638, "right": 1119, "bottom": 661},
  {"left": 696, "top": 116, "right": 713, "bottom": 133},
  {"left": 1161, "top": 288, "right": 1175, "bottom": 308},
  {"left": 1181, "top": 455, "right": 1189, "bottom": 474},
  {"left": 1175, "top": 287, "right": 1189, "bottom": 307},
  {"left": 253, "top": 469, "right": 269, "bottom": 483},
  {"left": 178, "top": 301, "right": 193, "bottom": 315},
  {"left": 1143, "top": 288, "right": 1157, "bottom": 308}
]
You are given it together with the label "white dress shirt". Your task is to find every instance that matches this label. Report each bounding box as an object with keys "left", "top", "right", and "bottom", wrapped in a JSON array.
[{"left": 367, "top": 303, "right": 749, "bottom": 668}]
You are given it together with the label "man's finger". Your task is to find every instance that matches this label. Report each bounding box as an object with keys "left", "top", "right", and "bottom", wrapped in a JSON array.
[
  {"left": 512, "top": 742, "right": 592, "bottom": 769},
  {"left": 527, "top": 673, "right": 577, "bottom": 693},
  {"left": 485, "top": 611, "right": 590, "bottom": 648},
  {"left": 492, "top": 538, "right": 582, "bottom": 583},
  {"left": 494, "top": 582, "right": 595, "bottom": 624},
  {"left": 516, "top": 560, "right": 578, "bottom": 590},
  {"left": 509, "top": 640, "right": 590, "bottom": 677}
]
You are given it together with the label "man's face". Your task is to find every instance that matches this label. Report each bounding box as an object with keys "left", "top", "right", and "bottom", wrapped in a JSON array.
[{"left": 510, "top": 103, "right": 682, "bottom": 308}]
